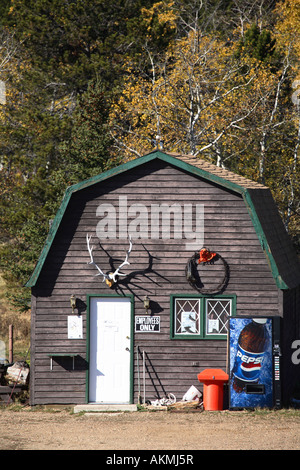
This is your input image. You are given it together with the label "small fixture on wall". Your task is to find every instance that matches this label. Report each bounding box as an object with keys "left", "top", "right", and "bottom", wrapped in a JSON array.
[
  {"left": 70, "top": 294, "right": 76, "bottom": 314},
  {"left": 143, "top": 295, "right": 150, "bottom": 314}
]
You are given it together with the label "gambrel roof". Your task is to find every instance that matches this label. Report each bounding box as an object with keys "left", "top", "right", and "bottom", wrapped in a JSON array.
[{"left": 26, "top": 150, "right": 300, "bottom": 289}]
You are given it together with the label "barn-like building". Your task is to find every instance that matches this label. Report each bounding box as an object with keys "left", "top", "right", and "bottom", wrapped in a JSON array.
[{"left": 26, "top": 150, "right": 300, "bottom": 408}]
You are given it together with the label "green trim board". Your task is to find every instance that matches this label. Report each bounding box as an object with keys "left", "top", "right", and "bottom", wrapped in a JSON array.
[
  {"left": 25, "top": 150, "right": 298, "bottom": 289},
  {"left": 170, "top": 293, "right": 236, "bottom": 340},
  {"left": 85, "top": 294, "right": 135, "bottom": 404},
  {"left": 242, "top": 190, "right": 287, "bottom": 290}
]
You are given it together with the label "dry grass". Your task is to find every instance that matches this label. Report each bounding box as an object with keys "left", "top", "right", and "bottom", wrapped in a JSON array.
[{"left": 0, "top": 272, "right": 30, "bottom": 362}]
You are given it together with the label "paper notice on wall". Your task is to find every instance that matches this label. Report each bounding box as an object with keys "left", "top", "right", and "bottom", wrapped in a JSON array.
[
  {"left": 181, "top": 312, "right": 197, "bottom": 333},
  {"left": 68, "top": 315, "right": 83, "bottom": 339},
  {"left": 208, "top": 319, "right": 219, "bottom": 333}
]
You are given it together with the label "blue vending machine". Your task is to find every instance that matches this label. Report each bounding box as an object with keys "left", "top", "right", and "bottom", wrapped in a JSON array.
[{"left": 229, "top": 316, "right": 281, "bottom": 409}]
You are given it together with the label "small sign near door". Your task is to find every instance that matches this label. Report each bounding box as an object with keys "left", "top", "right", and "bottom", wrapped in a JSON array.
[
  {"left": 135, "top": 316, "right": 160, "bottom": 332},
  {"left": 68, "top": 315, "right": 83, "bottom": 339}
]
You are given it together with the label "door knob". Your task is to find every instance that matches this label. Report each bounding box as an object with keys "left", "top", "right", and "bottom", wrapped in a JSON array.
[{"left": 125, "top": 347, "right": 130, "bottom": 351}]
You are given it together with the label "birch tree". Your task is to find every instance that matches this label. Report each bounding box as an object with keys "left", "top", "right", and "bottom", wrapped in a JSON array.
[
  {"left": 109, "top": 29, "right": 274, "bottom": 167},
  {"left": 270, "top": 0, "right": 300, "bottom": 241}
]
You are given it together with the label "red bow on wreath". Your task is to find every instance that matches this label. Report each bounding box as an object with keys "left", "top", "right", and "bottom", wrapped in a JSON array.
[{"left": 198, "top": 248, "right": 217, "bottom": 264}]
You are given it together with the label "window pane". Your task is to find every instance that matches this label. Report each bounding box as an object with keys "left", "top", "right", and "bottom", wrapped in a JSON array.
[
  {"left": 175, "top": 298, "right": 200, "bottom": 335},
  {"left": 206, "top": 299, "right": 232, "bottom": 335}
]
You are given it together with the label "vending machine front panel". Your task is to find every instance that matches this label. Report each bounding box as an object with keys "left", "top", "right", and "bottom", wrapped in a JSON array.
[{"left": 229, "top": 317, "right": 274, "bottom": 409}]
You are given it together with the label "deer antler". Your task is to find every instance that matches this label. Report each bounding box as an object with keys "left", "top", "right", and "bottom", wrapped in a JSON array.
[
  {"left": 111, "top": 235, "right": 132, "bottom": 283},
  {"left": 86, "top": 234, "right": 132, "bottom": 286},
  {"left": 86, "top": 234, "right": 108, "bottom": 283}
]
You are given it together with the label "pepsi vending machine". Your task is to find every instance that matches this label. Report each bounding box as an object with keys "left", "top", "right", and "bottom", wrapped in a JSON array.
[{"left": 229, "top": 316, "right": 281, "bottom": 409}]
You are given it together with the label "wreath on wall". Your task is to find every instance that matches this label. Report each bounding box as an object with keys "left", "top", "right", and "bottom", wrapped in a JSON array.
[{"left": 185, "top": 248, "right": 230, "bottom": 294}]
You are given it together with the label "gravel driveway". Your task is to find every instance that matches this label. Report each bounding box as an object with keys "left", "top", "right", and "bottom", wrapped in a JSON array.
[{"left": 0, "top": 407, "right": 299, "bottom": 451}]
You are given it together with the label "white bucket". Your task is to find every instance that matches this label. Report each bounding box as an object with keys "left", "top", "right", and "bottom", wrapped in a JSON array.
[{"left": 182, "top": 385, "right": 202, "bottom": 401}]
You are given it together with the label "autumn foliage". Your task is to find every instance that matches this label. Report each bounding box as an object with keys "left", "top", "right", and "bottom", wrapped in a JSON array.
[{"left": 0, "top": 0, "right": 299, "bottom": 310}]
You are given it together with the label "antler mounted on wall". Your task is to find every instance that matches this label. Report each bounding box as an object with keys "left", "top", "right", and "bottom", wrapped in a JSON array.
[{"left": 86, "top": 234, "right": 132, "bottom": 288}]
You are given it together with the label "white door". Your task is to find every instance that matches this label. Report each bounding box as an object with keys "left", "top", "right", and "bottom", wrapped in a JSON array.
[{"left": 89, "top": 297, "right": 132, "bottom": 403}]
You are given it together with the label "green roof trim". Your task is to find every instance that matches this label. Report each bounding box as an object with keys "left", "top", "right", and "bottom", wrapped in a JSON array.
[
  {"left": 25, "top": 150, "right": 292, "bottom": 289},
  {"left": 243, "top": 190, "right": 288, "bottom": 290}
]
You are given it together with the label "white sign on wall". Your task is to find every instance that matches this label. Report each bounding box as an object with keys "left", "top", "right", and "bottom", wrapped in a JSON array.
[
  {"left": 68, "top": 315, "right": 83, "bottom": 339},
  {"left": 135, "top": 316, "right": 160, "bottom": 332}
]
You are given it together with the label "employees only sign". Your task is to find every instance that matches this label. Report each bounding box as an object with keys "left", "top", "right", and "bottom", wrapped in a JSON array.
[{"left": 135, "top": 316, "right": 160, "bottom": 332}]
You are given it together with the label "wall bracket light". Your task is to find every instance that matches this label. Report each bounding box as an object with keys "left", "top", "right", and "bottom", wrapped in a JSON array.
[
  {"left": 143, "top": 295, "right": 150, "bottom": 314},
  {"left": 70, "top": 294, "right": 76, "bottom": 314}
]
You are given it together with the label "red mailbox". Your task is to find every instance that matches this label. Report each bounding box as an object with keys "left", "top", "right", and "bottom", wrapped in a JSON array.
[{"left": 198, "top": 369, "right": 229, "bottom": 411}]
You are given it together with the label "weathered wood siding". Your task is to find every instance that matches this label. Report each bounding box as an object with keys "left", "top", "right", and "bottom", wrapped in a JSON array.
[
  {"left": 281, "top": 287, "right": 300, "bottom": 405},
  {"left": 31, "top": 160, "right": 281, "bottom": 405}
]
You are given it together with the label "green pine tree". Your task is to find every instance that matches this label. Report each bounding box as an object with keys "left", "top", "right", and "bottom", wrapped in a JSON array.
[{"left": 59, "top": 80, "right": 120, "bottom": 186}]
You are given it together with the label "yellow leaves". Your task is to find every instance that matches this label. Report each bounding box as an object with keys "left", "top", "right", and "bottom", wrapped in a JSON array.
[
  {"left": 141, "top": 1, "right": 177, "bottom": 37},
  {"left": 275, "top": 0, "right": 300, "bottom": 32},
  {"left": 156, "top": 2, "right": 177, "bottom": 31},
  {"left": 274, "top": 0, "right": 300, "bottom": 60},
  {"left": 110, "top": 8, "right": 300, "bottom": 191},
  {"left": 111, "top": 31, "right": 259, "bottom": 157}
]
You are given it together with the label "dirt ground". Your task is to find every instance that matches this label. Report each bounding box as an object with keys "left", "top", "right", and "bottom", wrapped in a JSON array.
[{"left": 0, "top": 406, "right": 299, "bottom": 451}]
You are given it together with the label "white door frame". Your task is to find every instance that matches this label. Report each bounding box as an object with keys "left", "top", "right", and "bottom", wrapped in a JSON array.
[{"left": 86, "top": 294, "right": 134, "bottom": 404}]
